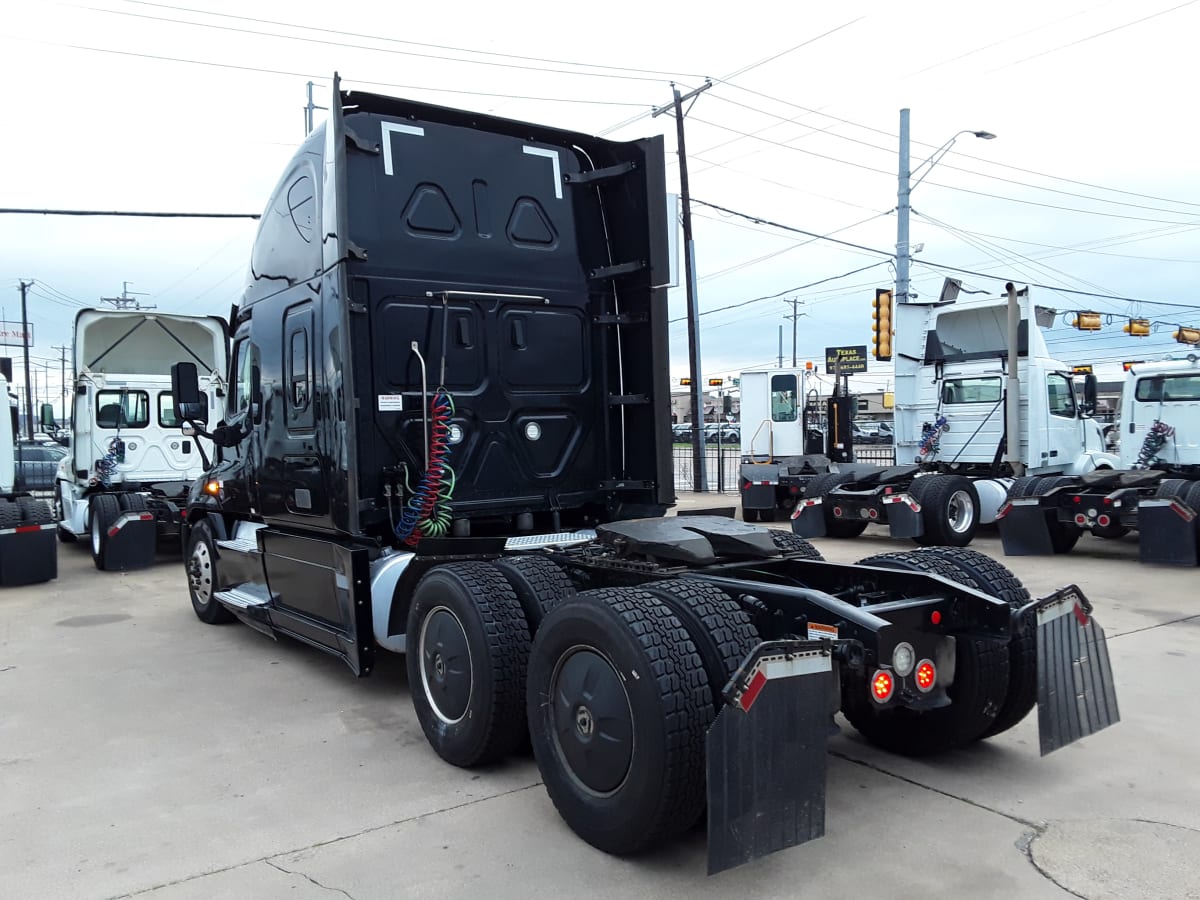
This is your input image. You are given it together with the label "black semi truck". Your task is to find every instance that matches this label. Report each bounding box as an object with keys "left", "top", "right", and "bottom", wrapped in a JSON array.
[{"left": 168, "top": 77, "right": 1118, "bottom": 874}]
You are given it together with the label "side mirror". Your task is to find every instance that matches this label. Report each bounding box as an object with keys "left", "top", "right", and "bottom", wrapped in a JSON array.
[
  {"left": 1082, "top": 373, "right": 1098, "bottom": 416},
  {"left": 172, "top": 362, "right": 201, "bottom": 408}
]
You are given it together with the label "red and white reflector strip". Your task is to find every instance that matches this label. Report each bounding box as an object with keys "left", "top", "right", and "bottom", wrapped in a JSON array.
[
  {"left": 790, "top": 497, "right": 822, "bottom": 520},
  {"left": 0, "top": 523, "right": 57, "bottom": 536},
  {"left": 870, "top": 669, "right": 894, "bottom": 703},
  {"left": 914, "top": 659, "right": 936, "bottom": 693},
  {"left": 733, "top": 649, "right": 833, "bottom": 713},
  {"left": 882, "top": 493, "right": 921, "bottom": 512},
  {"left": 108, "top": 512, "right": 155, "bottom": 537},
  {"left": 1037, "top": 588, "right": 1091, "bottom": 629}
]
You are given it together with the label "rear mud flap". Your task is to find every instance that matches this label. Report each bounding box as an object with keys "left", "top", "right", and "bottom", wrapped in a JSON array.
[
  {"left": 1033, "top": 586, "right": 1120, "bottom": 755},
  {"left": 706, "top": 641, "right": 832, "bottom": 875},
  {"left": 883, "top": 500, "right": 922, "bottom": 539},
  {"left": 789, "top": 501, "right": 827, "bottom": 538},
  {"left": 0, "top": 523, "right": 57, "bottom": 586},
  {"left": 740, "top": 483, "right": 777, "bottom": 511},
  {"left": 1137, "top": 499, "right": 1199, "bottom": 566},
  {"left": 998, "top": 500, "right": 1056, "bottom": 555},
  {"left": 99, "top": 512, "right": 158, "bottom": 571}
]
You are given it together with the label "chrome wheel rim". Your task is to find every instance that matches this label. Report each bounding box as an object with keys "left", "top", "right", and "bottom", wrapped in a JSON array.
[
  {"left": 948, "top": 490, "right": 975, "bottom": 534},
  {"left": 90, "top": 510, "right": 102, "bottom": 555},
  {"left": 189, "top": 539, "right": 213, "bottom": 605}
]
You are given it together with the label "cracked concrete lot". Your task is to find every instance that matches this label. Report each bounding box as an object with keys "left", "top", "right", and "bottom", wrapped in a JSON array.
[{"left": 2, "top": 505, "right": 1199, "bottom": 899}]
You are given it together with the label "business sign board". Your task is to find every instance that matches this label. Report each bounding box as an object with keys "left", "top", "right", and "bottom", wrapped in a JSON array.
[
  {"left": 825, "top": 344, "right": 867, "bottom": 375},
  {"left": 0, "top": 321, "right": 33, "bottom": 348}
]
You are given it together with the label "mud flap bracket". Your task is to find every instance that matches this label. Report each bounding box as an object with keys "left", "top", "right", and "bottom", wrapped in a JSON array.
[
  {"left": 1031, "top": 585, "right": 1120, "bottom": 755},
  {"left": 706, "top": 640, "right": 832, "bottom": 875}
]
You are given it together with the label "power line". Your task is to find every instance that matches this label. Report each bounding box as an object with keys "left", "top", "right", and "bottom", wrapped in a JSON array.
[
  {"left": 2, "top": 36, "right": 650, "bottom": 109},
  {"left": 691, "top": 197, "right": 1200, "bottom": 309},
  {"left": 1, "top": 207, "right": 260, "bottom": 218}
]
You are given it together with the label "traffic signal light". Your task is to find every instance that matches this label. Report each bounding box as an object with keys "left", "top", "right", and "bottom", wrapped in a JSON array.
[
  {"left": 1071, "top": 311, "right": 1103, "bottom": 331},
  {"left": 872, "top": 288, "right": 893, "bottom": 360},
  {"left": 1123, "top": 318, "right": 1151, "bottom": 337},
  {"left": 1174, "top": 326, "right": 1200, "bottom": 345},
  {"left": 680, "top": 377, "right": 692, "bottom": 386},
  {"left": 1071, "top": 365, "right": 1094, "bottom": 375},
  {"left": 708, "top": 378, "right": 724, "bottom": 387}
]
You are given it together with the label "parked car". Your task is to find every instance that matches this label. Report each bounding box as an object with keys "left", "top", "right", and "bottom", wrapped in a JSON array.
[
  {"left": 14, "top": 442, "right": 68, "bottom": 490},
  {"left": 705, "top": 424, "right": 740, "bottom": 444}
]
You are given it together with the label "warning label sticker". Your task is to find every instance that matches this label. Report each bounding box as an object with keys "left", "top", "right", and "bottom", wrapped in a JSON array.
[
  {"left": 807, "top": 622, "right": 838, "bottom": 641},
  {"left": 377, "top": 394, "right": 404, "bottom": 412}
]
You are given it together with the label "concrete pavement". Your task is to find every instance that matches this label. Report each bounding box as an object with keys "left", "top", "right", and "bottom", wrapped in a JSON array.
[{"left": 1, "top": 511, "right": 1198, "bottom": 899}]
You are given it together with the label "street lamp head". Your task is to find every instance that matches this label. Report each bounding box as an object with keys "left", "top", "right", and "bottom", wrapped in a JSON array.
[{"left": 973, "top": 130, "right": 997, "bottom": 140}]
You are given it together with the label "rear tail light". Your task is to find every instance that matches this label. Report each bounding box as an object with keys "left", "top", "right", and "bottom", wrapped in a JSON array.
[
  {"left": 996, "top": 501, "right": 1012, "bottom": 520},
  {"left": 832, "top": 506, "right": 844, "bottom": 518},
  {"left": 914, "top": 660, "right": 936, "bottom": 693},
  {"left": 1097, "top": 514, "right": 1111, "bottom": 527},
  {"left": 1073, "top": 495, "right": 1082, "bottom": 504},
  {"left": 870, "top": 670, "right": 894, "bottom": 703},
  {"left": 868, "top": 508, "right": 879, "bottom": 520},
  {"left": 1074, "top": 514, "right": 1088, "bottom": 526}
]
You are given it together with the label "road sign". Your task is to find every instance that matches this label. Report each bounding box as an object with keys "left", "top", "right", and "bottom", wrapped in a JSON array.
[{"left": 825, "top": 344, "right": 868, "bottom": 375}]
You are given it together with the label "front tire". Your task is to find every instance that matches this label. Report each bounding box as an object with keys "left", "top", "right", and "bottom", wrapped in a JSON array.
[
  {"left": 406, "top": 563, "right": 530, "bottom": 768},
  {"left": 527, "top": 588, "right": 711, "bottom": 854},
  {"left": 186, "top": 519, "right": 234, "bottom": 624}
]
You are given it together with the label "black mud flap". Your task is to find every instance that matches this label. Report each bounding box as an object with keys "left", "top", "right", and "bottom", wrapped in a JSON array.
[
  {"left": 1137, "top": 498, "right": 1199, "bottom": 566},
  {"left": 1033, "top": 585, "right": 1120, "bottom": 756},
  {"left": 0, "top": 522, "right": 57, "bottom": 586},
  {"left": 99, "top": 511, "right": 158, "bottom": 571},
  {"left": 882, "top": 495, "right": 923, "bottom": 539},
  {"left": 740, "top": 482, "right": 777, "bottom": 511},
  {"left": 997, "top": 499, "right": 1056, "bottom": 555},
  {"left": 789, "top": 499, "right": 827, "bottom": 538},
  {"left": 706, "top": 640, "right": 832, "bottom": 875}
]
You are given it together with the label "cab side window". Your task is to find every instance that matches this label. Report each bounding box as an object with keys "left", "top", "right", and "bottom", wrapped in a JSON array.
[
  {"left": 230, "top": 339, "right": 260, "bottom": 418},
  {"left": 771, "top": 374, "right": 798, "bottom": 422},
  {"left": 1047, "top": 374, "right": 1076, "bottom": 418}
]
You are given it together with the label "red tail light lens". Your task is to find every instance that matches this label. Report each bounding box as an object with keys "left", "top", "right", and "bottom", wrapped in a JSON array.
[
  {"left": 1097, "top": 514, "right": 1111, "bottom": 527},
  {"left": 915, "top": 660, "right": 936, "bottom": 693},
  {"left": 832, "top": 506, "right": 844, "bottom": 518},
  {"left": 868, "top": 508, "right": 879, "bottom": 519},
  {"left": 1074, "top": 514, "right": 1088, "bottom": 526},
  {"left": 870, "top": 670, "right": 894, "bottom": 703}
]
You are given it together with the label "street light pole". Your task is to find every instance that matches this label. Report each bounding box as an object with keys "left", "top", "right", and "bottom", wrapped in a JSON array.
[{"left": 895, "top": 109, "right": 996, "bottom": 305}]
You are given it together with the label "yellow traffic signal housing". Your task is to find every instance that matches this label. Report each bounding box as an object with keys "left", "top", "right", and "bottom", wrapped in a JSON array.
[
  {"left": 1174, "top": 327, "right": 1200, "bottom": 345},
  {"left": 1071, "top": 365, "right": 1094, "bottom": 375},
  {"left": 872, "top": 288, "right": 893, "bottom": 360},
  {"left": 1123, "top": 318, "right": 1151, "bottom": 337},
  {"left": 680, "top": 377, "right": 692, "bottom": 386},
  {"left": 1072, "top": 311, "right": 1103, "bottom": 331},
  {"left": 707, "top": 378, "right": 724, "bottom": 387}
]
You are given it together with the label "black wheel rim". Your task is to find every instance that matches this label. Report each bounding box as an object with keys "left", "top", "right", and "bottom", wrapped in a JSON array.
[
  {"left": 550, "top": 647, "right": 634, "bottom": 795},
  {"left": 419, "top": 607, "right": 472, "bottom": 724}
]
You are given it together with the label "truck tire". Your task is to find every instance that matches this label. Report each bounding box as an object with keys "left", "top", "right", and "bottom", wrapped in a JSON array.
[
  {"left": 913, "top": 475, "right": 979, "bottom": 547},
  {"left": 89, "top": 494, "right": 123, "bottom": 571},
  {"left": 769, "top": 531, "right": 825, "bottom": 560},
  {"left": 642, "top": 579, "right": 759, "bottom": 709},
  {"left": 806, "top": 473, "right": 867, "bottom": 539},
  {"left": 407, "top": 562, "right": 531, "bottom": 768},
  {"left": 16, "top": 496, "right": 52, "bottom": 525},
  {"left": 526, "top": 587, "right": 711, "bottom": 854},
  {"left": 185, "top": 519, "right": 235, "bottom": 625},
  {"left": 844, "top": 550, "right": 1010, "bottom": 755},
  {"left": 0, "top": 499, "right": 22, "bottom": 529},
  {"left": 1007, "top": 476, "right": 1042, "bottom": 499},
  {"left": 1155, "top": 478, "right": 1192, "bottom": 501},
  {"left": 493, "top": 555, "right": 576, "bottom": 635},
  {"left": 117, "top": 493, "right": 148, "bottom": 512},
  {"left": 921, "top": 547, "right": 1036, "bottom": 739},
  {"left": 742, "top": 506, "right": 760, "bottom": 523},
  {"left": 1033, "top": 477, "right": 1083, "bottom": 553},
  {"left": 55, "top": 484, "right": 77, "bottom": 543}
]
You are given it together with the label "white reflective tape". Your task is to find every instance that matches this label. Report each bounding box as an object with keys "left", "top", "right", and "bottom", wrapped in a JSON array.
[
  {"left": 1037, "top": 591, "right": 1085, "bottom": 626},
  {"left": 381, "top": 122, "right": 425, "bottom": 176},
  {"left": 755, "top": 651, "right": 832, "bottom": 681},
  {"left": 522, "top": 146, "right": 563, "bottom": 199}
]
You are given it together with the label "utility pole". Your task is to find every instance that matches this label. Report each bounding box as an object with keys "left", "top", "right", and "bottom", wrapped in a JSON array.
[
  {"left": 17, "top": 281, "right": 33, "bottom": 440},
  {"left": 653, "top": 79, "right": 712, "bottom": 491},
  {"left": 778, "top": 325, "right": 784, "bottom": 369},
  {"left": 784, "top": 296, "right": 805, "bottom": 366},
  {"left": 304, "top": 82, "right": 328, "bottom": 136},
  {"left": 896, "top": 109, "right": 913, "bottom": 305},
  {"left": 100, "top": 281, "right": 155, "bottom": 311},
  {"left": 53, "top": 344, "right": 69, "bottom": 424}
]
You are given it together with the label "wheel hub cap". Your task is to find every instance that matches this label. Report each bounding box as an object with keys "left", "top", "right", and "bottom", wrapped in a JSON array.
[
  {"left": 948, "top": 490, "right": 975, "bottom": 534},
  {"left": 419, "top": 608, "right": 472, "bottom": 724},
  {"left": 551, "top": 649, "right": 633, "bottom": 795}
]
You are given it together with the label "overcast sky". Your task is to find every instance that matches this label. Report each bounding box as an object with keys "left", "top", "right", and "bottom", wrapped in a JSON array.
[{"left": 3, "top": 0, "right": 1199, "bottom": 415}]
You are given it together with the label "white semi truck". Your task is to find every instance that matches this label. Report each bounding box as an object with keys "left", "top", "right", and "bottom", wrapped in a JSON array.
[
  {"left": 54, "top": 309, "right": 226, "bottom": 570},
  {"left": 789, "top": 286, "right": 1115, "bottom": 546},
  {"left": 998, "top": 354, "right": 1200, "bottom": 564}
]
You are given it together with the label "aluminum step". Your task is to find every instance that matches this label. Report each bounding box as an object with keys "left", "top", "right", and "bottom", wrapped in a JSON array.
[
  {"left": 216, "top": 537, "right": 259, "bottom": 554},
  {"left": 214, "top": 586, "right": 271, "bottom": 609}
]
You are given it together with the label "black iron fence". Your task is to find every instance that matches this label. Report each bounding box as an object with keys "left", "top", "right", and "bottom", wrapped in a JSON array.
[{"left": 671, "top": 444, "right": 897, "bottom": 493}]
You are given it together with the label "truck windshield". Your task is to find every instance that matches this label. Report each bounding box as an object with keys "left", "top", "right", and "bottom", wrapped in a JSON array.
[
  {"left": 1135, "top": 374, "right": 1200, "bottom": 402},
  {"left": 941, "top": 377, "right": 1002, "bottom": 404}
]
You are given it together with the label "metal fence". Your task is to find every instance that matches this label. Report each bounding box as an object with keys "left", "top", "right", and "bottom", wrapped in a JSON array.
[{"left": 671, "top": 444, "right": 897, "bottom": 493}]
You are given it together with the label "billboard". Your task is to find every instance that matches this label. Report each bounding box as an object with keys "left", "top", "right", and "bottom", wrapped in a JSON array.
[
  {"left": 0, "top": 321, "right": 33, "bottom": 348},
  {"left": 825, "top": 344, "right": 868, "bottom": 375}
]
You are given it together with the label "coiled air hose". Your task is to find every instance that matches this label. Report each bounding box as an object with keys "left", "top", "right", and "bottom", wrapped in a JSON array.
[
  {"left": 393, "top": 389, "right": 456, "bottom": 546},
  {"left": 95, "top": 437, "right": 123, "bottom": 486},
  {"left": 1133, "top": 419, "right": 1174, "bottom": 469}
]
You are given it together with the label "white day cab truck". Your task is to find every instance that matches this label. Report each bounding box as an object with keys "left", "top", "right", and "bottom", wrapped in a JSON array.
[
  {"left": 0, "top": 364, "right": 58, "bottom": 585},
  {"left": 789, "top": 287, "right": 1116, "bottom": 546},
  {"left": 998, "top": 354, "right": 1200, "bottom": 564},
  {"left": 54, "top": 309, "right": 225, "bottom": 571},
  {"left": 164, "top": 79, "right": 1118, "bottom": 874}
]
